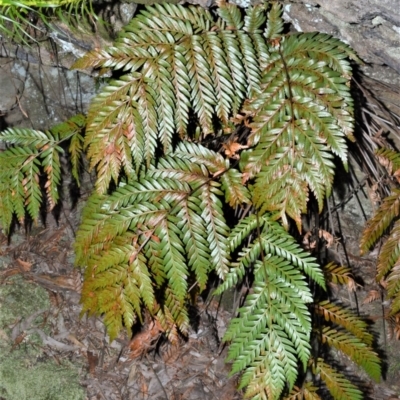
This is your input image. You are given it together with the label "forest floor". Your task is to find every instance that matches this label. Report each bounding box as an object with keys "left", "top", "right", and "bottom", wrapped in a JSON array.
[{"left": 0, "top": 195, "right": 245, "bottom": 400}]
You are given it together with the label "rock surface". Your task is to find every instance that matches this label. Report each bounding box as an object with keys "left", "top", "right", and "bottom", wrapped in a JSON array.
[{"left": 281, "top": 0, "right": 400, "bottom": 76}]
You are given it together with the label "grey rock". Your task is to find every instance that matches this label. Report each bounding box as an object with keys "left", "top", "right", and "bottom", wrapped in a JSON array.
[
  {"left": 0, "top": 58, "right": 24, "bottom": 114},
  {"left": 4, "top": 61, "right": 95, "bottom": 130},
  {"left": 282, "top": 0, "right": 400, "bottom": 74}
]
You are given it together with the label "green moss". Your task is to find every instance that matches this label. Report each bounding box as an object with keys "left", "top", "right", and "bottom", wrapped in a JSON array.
[
  {"left": 0, "top": 347, "right": 85, "bottom": 400},
  {"left": 0, "top": 276, "right": 50, "bottom": 327},
  {"left": 0, "top": 276, "right": 85, "bottom": 400}
]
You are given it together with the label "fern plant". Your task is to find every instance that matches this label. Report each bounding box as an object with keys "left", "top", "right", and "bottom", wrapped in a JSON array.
[
  {"left": 0, "top": 1, "right": 382, "bottom": 399},
  {"left": 0, "top": 114, "right": 85, "bottom": 229}
]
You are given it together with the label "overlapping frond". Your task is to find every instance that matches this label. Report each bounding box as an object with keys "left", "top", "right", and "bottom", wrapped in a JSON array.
[
  {"left": 323, "top": 262, "right": 355, "bottom": 286},
  {"left": 217, "top": 213, "right": 326, "bottom": 398},
  {"left": 316, "top": 300, "right": 373, "bottom": 345},
  {"left": 75, "top": 144, "right": 233, "bottom": 340},
  {"left": 321, "top": 327, "right": 380, "bottom": 381},
  {"left": 72, "top": 1, "right": 268, "bottom": 193},
  {"left": 0, "top": 115, "right": 85, "bottom": 231},
  {"left": 241, "top": 29, "right": 355, "bottom": 229}
]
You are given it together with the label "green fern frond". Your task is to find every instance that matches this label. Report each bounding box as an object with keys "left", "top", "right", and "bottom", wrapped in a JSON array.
[
  {"left": 243, "top": 2, "right": 268, "bottom": 34},
  {"left": 39, "top": 2, "right": 374, "bottom": 397},
  {"left": 313, "top": 358, "right": 363, "bottom": 400},
  {"left": 187, "top": 34, "right": 218, "bottom": 134},
  {"left": 264, "top": 2, "right": 283, "bottom": 39},
  {"left": 360, "top": 189, "right": 400, "bottom": 253},
  {"left": 217, "top": 0, "right": 245, "bottom": 30},
  {"left": 73, "top": 2, "right": 266, "bottom": 191},
  {"left": 321, "top": 327, "right": 381, "bottom": 381},
  {"left": 315, "top": 300, "right": 373, "bottom": 345},
  {"left": 221, "top": 243, "right": 320, "bottom": 398},
  {"left": 219, "top": 31, "right": 249, "bottom": 114},
  {"left": 75, "top": 144, "right": 233, "bottom": 338},
  {"left": 237, "top": 324, "right": 301, "bottom": 398},
  {"left": 241, "top": 32, "right": 354, "bottom": 229},
  {"left": 0, "top": 115, "right": 84, "bottom": 231},
  {"left": 0, "top": 128, "right": 49, "bottom": 147}
]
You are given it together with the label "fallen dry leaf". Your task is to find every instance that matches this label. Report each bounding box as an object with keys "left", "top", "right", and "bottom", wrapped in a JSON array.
[
  {"left": 87, "top": 350, "right": 99, "bottom": 375},
  {"left": 318, "top": 229, "right": 335, "bottom": 248},
  {"left": 222, "top": 140, "right": 248, "bottom": 159},
  {"left": 128, "top": 319, "right": 163, "bottom": 359},
  {"left": 16, "top": 258, "right": 32, "bottom": 272}
]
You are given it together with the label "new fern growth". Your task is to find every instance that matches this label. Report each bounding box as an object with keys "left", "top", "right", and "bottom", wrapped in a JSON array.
[{"left": 0, "top": 1, "right": 382, "bottom": 399}]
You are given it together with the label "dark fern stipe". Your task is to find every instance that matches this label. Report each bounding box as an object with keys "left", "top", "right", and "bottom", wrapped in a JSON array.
[{"left": 0, "top": 1, "right": 383, "bottom": 399}]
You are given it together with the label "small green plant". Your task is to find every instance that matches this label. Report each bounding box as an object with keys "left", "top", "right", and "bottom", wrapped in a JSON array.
[
  {"left": 0, "top": 1, "right": 383, "bottom": 399},
  {"left": 0, "top": 0, "right": 96, "bottom": 42}
]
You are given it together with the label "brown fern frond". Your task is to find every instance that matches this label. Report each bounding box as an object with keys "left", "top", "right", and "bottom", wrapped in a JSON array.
[
  {"left": 284, "top": 383, "right": 321, "bottom": 400},
  {"left": 360, "top": 189, "right": 400, "bottom": 253},
  {"left": 323, "top": 262, "right": 356, "bottom": 289},
  {"left": 377, "top": 219, "right": 400, "bottom": 282},
  {"left": 376, "top": 147, "right": 400, "bottom": 177},
  {"left": 386, "top": 312, "right": 400, "bottom": 340},
  {"left": 316, "top": 300, "right": 373, "bottom": 345},
  {"left": 313, "top": 358, "right": 363, "bottom": 400},
  {"left": 362, "top": 289, "right": 381, "bottom": 305},
  {"left": 321, "top": 327, "right": 381, "bottom": 381}
]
